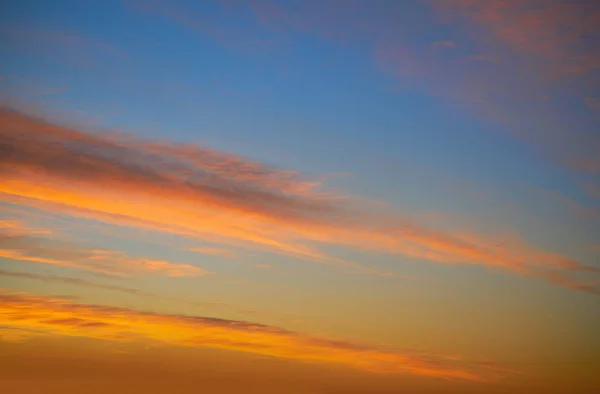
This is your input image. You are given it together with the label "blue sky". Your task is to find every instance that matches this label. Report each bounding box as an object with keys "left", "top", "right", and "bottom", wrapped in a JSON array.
[{"left": 1, "top": 1, "right": 599, "bottom": 393}]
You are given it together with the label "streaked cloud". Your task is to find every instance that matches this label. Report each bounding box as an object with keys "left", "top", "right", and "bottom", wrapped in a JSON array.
[
  {"left": 243, "top": 0, "right": 599, "bottom": 173},
  {"left": 527, "top": 186, "right": 600, "bottom": 220},
  {"left": 0, "top": 291, "right": 511, "bottom": 381},
  {"left": 468, "top": 54, "right": 503, "bottom": 64},
  {"left": 0, "top": 218, "right": 207, "bottom": 278},
  {"left": 188, "top": 246, "right": 239, "bottom": 259},
  {"left": 0, "top": 219, "right": 53, "bottom": 236},
  {"left": 431, "top": 0, "right": 600, "bottom": 79},
  {"left": 584, "top": 97, "right": 600, "bottom": 112},
  {"left": 0, "top": 269, "right": 299, "bottom": 323},
  {"left": 584, "top": 184, "right": 600, "bottom": 199},
  {"left": 1, "top": 108, "right": 598, "bottom": 293},
  {"left": 432, "top": 40, "right": 455, "bottom": 48},
  {"left": 124, "top": 0, "right": 280, "bottom": 52},
  {"left": 0, "top": 26, "right": 127, "bottom": 68},
  {"left": 0, "top": 269, "right": 150, "bottom": 296},
  {"left": 428, "top": 0, "right": 600, "bottom": 171}
]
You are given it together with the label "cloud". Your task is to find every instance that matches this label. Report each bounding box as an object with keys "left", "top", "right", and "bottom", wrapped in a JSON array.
[
  {"left": 584, "top": 97, "right": 600, "bottom": 112},
  {"left": 431, "top": 0, "right": 600, "bottom": 78},
  {"left": 432, "top": 40, "right": 456, "bottom": 48},
  {"left": 188, "top": 246, "right": 239, "bottom": 259},
  {"left": 0, "top": 26, "right": 127, "bottom": 68},
  {"left": 1, "top": 108, "right": 598, "bottom": 292},
  {"left": 426, "top": 0, "right": 600, "bottom": 171},
  {"left": 124, "top": 0, "right": 281, "bottom": 52},
  {"left": 584, "top": 184, "right": 600, "bottom": 199},
  {"left": 0, "top": 75, "right": 68, "bottom": 103},
  {"left": 0, "top": 269, "right": 150, "bottom": 296},
  {"left": 0, "top": 219, "right": 53, "bottom": 236},
  {"left": 0, "top": 291, "right": 513, "bottom": 381},
  {"left": 0, "top": 219, "right": 208, "bottom": 278},
  {"left": 0, "top": 268, "right": 297, "bottom": 322},
  {"left": 526, "top": 186, "right": 600, "bottom": 220},
  {"left": 468, "top": 54, "right": 502, "bottom": 64},
  {"left": 242, "top": 0, "right": 600, "bottom": 173}
]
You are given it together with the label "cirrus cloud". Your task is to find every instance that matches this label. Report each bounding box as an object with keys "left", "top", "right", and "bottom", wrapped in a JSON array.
[
  {"left": 0, "top": 291, "right": 513, "bottom": 381},
  {"left": 1, "top": 107, "right": 598, "bottom": 292},
  {"left": 0, "top": 219, "right": 208, "bottom": 278}
]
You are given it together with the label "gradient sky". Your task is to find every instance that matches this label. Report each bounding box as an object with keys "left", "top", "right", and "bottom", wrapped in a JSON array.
[{"left": 1, "top": 1, "right": 599, "bottom": 393}]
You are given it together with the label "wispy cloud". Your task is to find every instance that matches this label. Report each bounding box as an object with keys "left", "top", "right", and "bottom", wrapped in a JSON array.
[
  {"left": 584, "top": 184, "right": 600, "bottom": 199},
  {"left": 1, "top": 107, "right": 598, "bottom": 292},
  {"left": 0, "top": 291, "right": 512, "bottom": 381},
  {"left": 427, "top": 0, "right": 600, "bottom": 171},
  {"left": 0, "top": 269, "right": 150, "bottom": 296},
  {"left": 431, "top": 0, "right": 600, "bottom": 79},
  {"left": 124, "top": 0, "right": 280, "bottom": 52},
  {"left": 432, "top": 40, "right": 456, "bottom": 48},
  {"left": 0, "top": 268, "right": 300, "bottom": 323},
  {"left": 584, "top": 97, "right": 600, "bottom": 112},
  {"left": 188, "top": 246, "right": 239, "bottom": 259},
  {"left": 0, "top": 219, "right": 207, "bottom": 278},
  {"left": 244, "top": 0, "right": 600, "bottom": 173},
  {"left": 0, "top": 26, "right": 127, "bottom": 68},
  {"left": 527, "top": 186, "right": 600, "bottom": 220}
]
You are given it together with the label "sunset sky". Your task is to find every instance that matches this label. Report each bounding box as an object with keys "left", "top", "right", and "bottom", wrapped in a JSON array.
[{"left": 1, "top": 1, "right": 599, "bottom": 393}]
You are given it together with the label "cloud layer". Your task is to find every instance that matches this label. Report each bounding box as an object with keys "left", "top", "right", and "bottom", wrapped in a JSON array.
[
  {"left": 237, "top": 0, "right": 600, "bottom": 172},
  {"left": 0, "top": 269, "right": 150, "bottom": 296},
  {"left": 0, "top": 291, "right": 510, "bottom": 381},
  {"left": 1, "top": 107, "right": 599, "bottom": 292},
  {"left": 0, "top": 219, "right": 206, "bottom": 278}
]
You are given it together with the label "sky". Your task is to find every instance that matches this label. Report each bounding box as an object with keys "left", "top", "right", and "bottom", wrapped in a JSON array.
[{"left": 0, "top": 0, "right": 599, "bottom": 393}]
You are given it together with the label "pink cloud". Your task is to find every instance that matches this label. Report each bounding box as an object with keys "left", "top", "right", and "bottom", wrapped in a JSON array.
[{"left": 1, "top": 108, "right": 598, "bottom": 293}]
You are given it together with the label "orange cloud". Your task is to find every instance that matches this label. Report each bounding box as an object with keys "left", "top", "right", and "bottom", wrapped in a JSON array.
[
  {"left": 188, "top": 246, "right": 239, "bottom": 259},
  {"left": 1, "top": 108, "right": 598, "bottom": 293},
  {"left": 0, "top": 219, "right": 53, "bottom": 236},
  {"left": 0, "top": 219, "right": 207, "bottom": 278},
  {"left": 0, "top": 291, "right": 512, "bottom": 381}
]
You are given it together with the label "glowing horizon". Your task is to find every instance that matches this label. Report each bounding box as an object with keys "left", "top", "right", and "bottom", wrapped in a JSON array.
[{"left": 1, "top": 1, "right": 599, "bottom": 393}]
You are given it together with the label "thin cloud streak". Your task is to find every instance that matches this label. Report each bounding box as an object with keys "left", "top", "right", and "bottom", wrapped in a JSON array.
[
  {"left": 585, "top": 184, "right": 600, "bottom": 199},
  {"left": 431, "top": 0, "right": 600, "bottom": 79},
  {"left": 0, "top": 268, "right": 299, "bottom": 323},
  {"left": 243, "top": 0, "right": 600, "bottom": 173},
  {"left": 188, "top": 246, "right": 239, "bottom": 259},
  {"left": 0, "top": 219, "right": 208, "bottom": 278},
  {"left": 527, "top": 186, "right": 600, "bottom": 220},
  {"left": 0, "top": 291, "right": 511, "bottom": 381},
  {"left": 428, "top": 0, "right": 600, "bottom": 171},
  {"left": 1, "top": 26, "right": 127, "bottom": 68},
  {"left": 1, "top": 107, "right": 598, "bottom": 292},
  {"left": 0, "top": 269, "right": 150, "bottom": 296},
  {"left": 124, "top": 0, "right": 282, "bottom": 52}
]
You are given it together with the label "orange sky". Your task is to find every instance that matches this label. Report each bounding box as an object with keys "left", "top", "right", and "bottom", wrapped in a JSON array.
[{"left": 1, "top": 1, "right": 599, "bottom": 393}]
